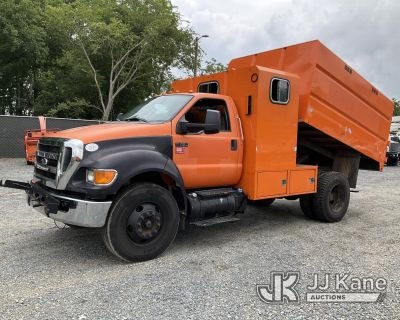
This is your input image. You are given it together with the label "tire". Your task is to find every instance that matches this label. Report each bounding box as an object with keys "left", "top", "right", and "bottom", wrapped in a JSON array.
[
  {"left": 103, "top": 183, "right": 180, "bottom": 262},
  {"left": 299, "top": 195, "right": 316, "bottom": 219},
  {"left": 387, "top": 157, "right": 398, "bottom": 166},
  {"left": 248, "top": 198, "right": 275, "bottom": 207},
  {"left": 312, "top": 172, "right": 350, "bottom": 222}
]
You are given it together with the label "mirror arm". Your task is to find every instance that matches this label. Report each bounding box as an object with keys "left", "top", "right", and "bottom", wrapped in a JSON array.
[{"left": 176, "top": 122, "right": 216, "bottom": 135}]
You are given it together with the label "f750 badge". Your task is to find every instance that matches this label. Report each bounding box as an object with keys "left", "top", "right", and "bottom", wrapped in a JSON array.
[{"left": 175, "top": 142, "right": 188, "bottom": 154}]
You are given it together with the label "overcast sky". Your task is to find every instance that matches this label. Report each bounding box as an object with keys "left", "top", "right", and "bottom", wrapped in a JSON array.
[{"left": 171, "top": 0, "right": 399, "bottom": 98}]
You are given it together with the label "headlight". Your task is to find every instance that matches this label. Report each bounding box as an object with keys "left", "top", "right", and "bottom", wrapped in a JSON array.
[{"left": 87, "top": 169, "right": 118, "bottom": 185}]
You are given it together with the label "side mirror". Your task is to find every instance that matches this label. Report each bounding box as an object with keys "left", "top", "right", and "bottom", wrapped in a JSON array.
[
  {"left": 176, "top": 121, "right": 188, "bottom": 134},
  {"left": 203, "top": 109, "right": 221, "bottom": 134},
  {"left": 176, "top": 109, "right": 221, "bottom": 135}
]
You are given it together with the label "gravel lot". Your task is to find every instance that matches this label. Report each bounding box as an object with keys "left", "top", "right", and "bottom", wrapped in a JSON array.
[{"left": 0, "top": 158, "right": 399, "bottom": 319}]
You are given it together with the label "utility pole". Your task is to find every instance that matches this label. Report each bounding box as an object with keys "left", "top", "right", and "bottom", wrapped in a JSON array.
[{"left": 193, "top": 34, "right": 209, "bottom": 77}]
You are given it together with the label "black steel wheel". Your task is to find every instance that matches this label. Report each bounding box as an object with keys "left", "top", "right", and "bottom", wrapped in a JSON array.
[
  {"left": 312, "top": 172, "right": 350, "bottom": 222},
  {"left": 126, "top": 203, "right": 162, "bottom": 243},
  {"left": 103, "top": 183, "right": 179, "bottom": 262}
]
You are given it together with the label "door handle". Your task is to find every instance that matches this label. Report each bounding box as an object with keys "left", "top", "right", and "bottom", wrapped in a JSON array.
[{"left": 231, "top": 139, "right": 238, "bottom": 151}]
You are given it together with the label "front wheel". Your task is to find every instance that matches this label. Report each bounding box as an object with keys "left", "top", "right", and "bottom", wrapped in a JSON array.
[{"left": 103, "top": 183, "right": 180, "bottom": 262}]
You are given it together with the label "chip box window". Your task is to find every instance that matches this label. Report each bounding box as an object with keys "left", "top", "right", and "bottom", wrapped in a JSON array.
[
  {"left": 270, "top": 78, "right": 290, "bottom": 104},
  {"left": 198, "top": 81, "right": 219, "bottom": 94}
]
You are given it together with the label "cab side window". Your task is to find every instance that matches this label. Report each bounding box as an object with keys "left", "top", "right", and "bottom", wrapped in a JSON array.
[{"left": 181, "top": 98, "right": 230, "bottom": 134}]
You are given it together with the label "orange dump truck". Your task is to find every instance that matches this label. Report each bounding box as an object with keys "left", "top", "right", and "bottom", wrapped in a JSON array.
[{"left": 0, "top": 40, "right": 393, "bottom": 262}]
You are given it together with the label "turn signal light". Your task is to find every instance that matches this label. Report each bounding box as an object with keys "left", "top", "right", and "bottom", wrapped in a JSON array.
[{"left": 87, "top": 169, "right": 117, "bottom": 185}]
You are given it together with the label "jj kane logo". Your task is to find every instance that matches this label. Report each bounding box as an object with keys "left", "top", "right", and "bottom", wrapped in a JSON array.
[
  {"left": 257, "top": 272, "right": 387, "bottom": 303},
  {"left": 257, "top": 272, "right": 300, "bottom": 303}
]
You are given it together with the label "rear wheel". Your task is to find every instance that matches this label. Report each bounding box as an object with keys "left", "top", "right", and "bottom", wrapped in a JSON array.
[
  {"left": 312, "top": 172, "right": 350, "bottom": 222},
  {"left": 103, "top": 183, "right": 180, "bottom": 262},
  {"left": 248, "top": 198, "right": 275, "bottom": 207},
  {"left": 387, "top": 156, "right": 399, "bottom": 166},
  {"left": 299, "top": 195, "right": 316, "bottom": 219}
]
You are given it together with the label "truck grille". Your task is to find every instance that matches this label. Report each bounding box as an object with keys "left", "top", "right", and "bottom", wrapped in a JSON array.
[
  {"left": 35, "top": 138, "right": 66, "bottom": 183},
  {"left": 34, "top": 137, "right": 83, "bottom": 190}
]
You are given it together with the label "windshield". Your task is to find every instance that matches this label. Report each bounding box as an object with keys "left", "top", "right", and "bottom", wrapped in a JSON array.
[{"left": 119, "top": 95, "right": 193, "bottom": 122}]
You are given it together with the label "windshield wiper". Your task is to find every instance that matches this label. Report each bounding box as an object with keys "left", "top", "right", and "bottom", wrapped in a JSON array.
[{"left": 125, "top": 116, "right": 148, "bottom": 123}]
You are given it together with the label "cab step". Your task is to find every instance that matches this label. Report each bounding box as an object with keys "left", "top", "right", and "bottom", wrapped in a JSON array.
[
  {"left": 190, "top": 215, "right": 240, "bottom": 227},
  {"left": 191, "top": 187, "right": 240, "bottom": 199}
]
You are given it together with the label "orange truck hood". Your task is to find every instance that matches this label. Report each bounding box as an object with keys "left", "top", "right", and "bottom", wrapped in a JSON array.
[{"left": 46, "top": 122, "right": 172, "bottom": 144}]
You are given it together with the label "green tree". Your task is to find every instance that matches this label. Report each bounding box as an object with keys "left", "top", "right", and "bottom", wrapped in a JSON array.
[
  {"left": 0, "top": 0, "right": 197, "bottom": 120},
  {"left": 0, "top": 0, "right": 48, "bottom": 115},
  {"left": 47, "top": 0, "right": 196, "bottom": 120},
  {"left": 200, "top": 58, "right": 227, "bottom": 75},
  {"left": 393, "top": 98, "right": 400, "bottom": 116},
  {"left": 46, "top": 98, "right": 101, "bottom": 119}
]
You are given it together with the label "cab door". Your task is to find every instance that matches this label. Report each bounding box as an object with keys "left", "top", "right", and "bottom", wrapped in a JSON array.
[{"left": 172, "top": 96, "right": 243, "bottom": 189}]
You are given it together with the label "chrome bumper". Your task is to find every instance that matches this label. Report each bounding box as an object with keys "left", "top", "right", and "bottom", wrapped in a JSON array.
[{"left": 28, "top": 184, "right": 112, "bottom": 228}]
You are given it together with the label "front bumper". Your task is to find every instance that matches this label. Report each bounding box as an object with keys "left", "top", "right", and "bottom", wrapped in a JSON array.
[{"left": 28, "top": 182, "right": 112, "bottom": 228}]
